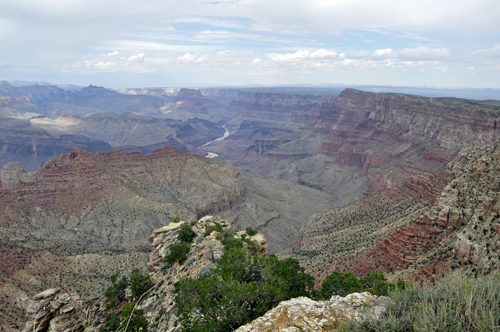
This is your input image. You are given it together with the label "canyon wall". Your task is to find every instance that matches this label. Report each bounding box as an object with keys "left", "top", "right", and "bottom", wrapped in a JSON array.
[
  {"left": 287, "top": 139, "right": 500, "bottom": 284},
  {"left": 313, "top": 88, "right": 500, "bottom": 192},
  {"left": 227, "top": 91, "right": 335, "bottom": 122}
]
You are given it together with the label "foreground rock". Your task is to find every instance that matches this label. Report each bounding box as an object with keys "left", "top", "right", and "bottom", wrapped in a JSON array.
[
  {"left": 235, "top": 292, "right": 389, "bottom": 332},
  {"left": 22, "top": 287, "right": 104, "bottom": 332}
]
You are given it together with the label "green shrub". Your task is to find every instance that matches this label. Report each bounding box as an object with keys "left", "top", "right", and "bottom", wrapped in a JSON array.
[
  {"left": 172, "top": 216, "right": 181, "bottom": 223},
  {"left": 339, "top": 271, "right": 500, "bottom": 332},
  {"left": 216, "top": 230, "right": 244, "bottom": 250},
  {"left": 120, "top": 302, "right": 148, "bottom": 332},
  {"left": 164, "top": 243, "right": 191, "bottom": 265},
  {"left": 100, "top": 302, "right": 148, "bottom": 332},
  {"left": 203, "top": 222, "right": 223, "bottom": 237},
  {"left": 130, "top": 269, "right": 152, "bottom": 299},
  {"left": 245, "top": 227, "right": 258, "bottom": 236},
  {"left": 104, "top": 272, "right": 128, "bottom": 309},
  {"left": 178, "top": 223, "right": 197, "bottom": 243},
  {"left": 317, "top": 270, "right": 397, "bottom": 300},
  {"left": 99, "top": 314, "right": 120, "bottom": 332},
  {"left": 174, "top": 247, "right": 314, "bottom": 332}
]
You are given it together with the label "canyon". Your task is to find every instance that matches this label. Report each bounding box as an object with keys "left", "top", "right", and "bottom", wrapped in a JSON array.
[{"left": 2, "top": 81, "right": 500, "bottom": 331}]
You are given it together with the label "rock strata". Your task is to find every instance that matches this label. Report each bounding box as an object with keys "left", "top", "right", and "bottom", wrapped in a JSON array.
[{"left": 289, "top": 139, "right": 500, "bottom": 283}]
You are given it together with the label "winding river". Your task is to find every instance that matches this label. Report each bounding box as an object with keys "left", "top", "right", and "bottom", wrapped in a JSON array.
[{"left": 201, "top": 125, "right": 229, "bottom": 158}]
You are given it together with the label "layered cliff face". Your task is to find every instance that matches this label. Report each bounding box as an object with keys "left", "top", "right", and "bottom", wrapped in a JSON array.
[
  {"left": 287, "top": 139, "right": 500, "bottom": 284},
  {"left": 226, "top": 91, "right": 335, "bottom": 122},
  {"left": 313, "top": 89, "right": 500, "bottom": 192},
  {"left": 0, "top": 148, "right": 245, "bottom": 331},
  {"left": 0, "top": 146, "right": 245, "bottom": 235},
  {"left": 212, "top": 89, "right": 500, "bottom": 216}
]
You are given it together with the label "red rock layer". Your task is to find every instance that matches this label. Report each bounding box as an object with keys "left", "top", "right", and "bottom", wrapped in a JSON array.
[
  {"left": 292, "top": 169, "right": 454, "bottom": 283},
  {"left": 0, "top": 145, "right": 246, "bottom": 227},
  {"left": 227, "top": 91, "right": 335, "bottom": 122},
  {"left": 313, "top": 89, "right": 500, "bottom": 192}
]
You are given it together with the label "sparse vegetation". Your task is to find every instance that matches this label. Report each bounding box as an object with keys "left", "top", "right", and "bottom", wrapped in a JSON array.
[
  {"left": 203, "top": 222, "right": 223, "bottom": 237},
  {"left": 339, "top": 271, "right": 500, "bottom": 332},
  {"left": 316, "top": 270, "right": 403, "bottom": 299},
  {"left": 245, "top": 226, "right": 258, "bottom": 236}
]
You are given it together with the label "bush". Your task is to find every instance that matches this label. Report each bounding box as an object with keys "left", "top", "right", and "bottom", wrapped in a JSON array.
[
  {"left": 130, "top": 269, "right": 152, "bottom": 299},
  {"left": 339, "top": 271, "right": 500, "bottom": 332},
  {"left": 164, "top": 243, "right": 191, "bottom": 265},
  {"left": 203, "top": 222, "right": 223, "bottom": 237},
  {"left": 120, "top": 302, "right": 148, "bottom": 332},
  {"left": 317, "top": 270, "right": 397, "bottom": 300},
  {"left": 104, "top": 272, "right": 128, "bottom": 309},
  {"left": 174, "top": 247, "right": 314, "bottom": 332},
  {"left": 172, "top": 216, "right": 181, "bottom": 223},
  {"left": 100, "top": 302, "right": 148, "bottom": 332},
  {"left": 178, "top": 223, "right": 197, "bottom": 243},
  {"left": 216, "top": 230, "right": 244, "bottom": 250},
  {"left": 245, "top": 227, "right": 258, "bottom": 236}
]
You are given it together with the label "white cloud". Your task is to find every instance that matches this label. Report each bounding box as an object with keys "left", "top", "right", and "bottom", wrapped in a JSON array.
[
  {"left": 472, "top": 45, "right": 500, "bottom": 59},
  {"left": 369, "top": 48, "right": 393, "bottom": 60},
  {"left": 398, "top": 47, "right": 451, "bottom": 60},
  {"left": 267, "top": 49, "right": 343, "bottom": 63},
  {"left": 128, "top": 53, "right": 145, "bottom": 63},
  {"left": 107, "top": 51, "right": 119, "bottom": 56}
]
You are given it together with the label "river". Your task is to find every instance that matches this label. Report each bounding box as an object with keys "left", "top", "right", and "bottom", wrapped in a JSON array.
[{"left": 202, "top": 125, "right": 229, "bottom": 158}]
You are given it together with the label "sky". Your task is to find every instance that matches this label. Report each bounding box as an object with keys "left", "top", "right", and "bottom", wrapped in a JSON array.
[{"left": 1, "top": 0, "right": 500, "bottom": 88}]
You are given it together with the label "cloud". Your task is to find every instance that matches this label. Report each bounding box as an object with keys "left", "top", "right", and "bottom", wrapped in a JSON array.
[
  {"left": 398, "top": 47, "right": 451, "bottom": 60},
  {"left": 128, "top": 53, "right": 145, "bottom": 63},
  {"left": 190, "top": 30, "right": 297, "bottom": 43},
  {"left": 369, "top": 48, "right": 393, "bottom": 60},
  {"left": 107, "top": 51, "right": 119, "bottom": 56},
  {"left": 267, "top": 49, "right": 343, "bottom": 63},
  {"left": 472, "top": 45, "right": 500, "bottom": 59}
]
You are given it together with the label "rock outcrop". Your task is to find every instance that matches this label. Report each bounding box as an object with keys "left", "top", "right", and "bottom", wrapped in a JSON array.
[
  {"left": 0, "top": 146, "right": 245, "bottom": 244},
  {"left": 235, "top": 292, "right": 389, "bottom": 332},
  {"left": 20, "top": 216, "right": 269, "bottom": 332},
  {"left": 22, "top": 288, "right": 95, "bottom": 332}
]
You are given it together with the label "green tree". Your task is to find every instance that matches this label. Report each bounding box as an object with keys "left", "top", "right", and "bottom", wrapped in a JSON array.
[
  {"left": 164, "top": 243, "right": 191, "bottom": 265},
  {"left": 121, "top": 302, "right": 148, "bottom": 332},
  {"left": 178, "top": 223, "right": 197, "bottom": 243},
  {"left": 175, "top": 247, "right": 314, "bottom": 332},
  {"left": 104, "top": 272, "right": 128, "bottom": 309},
  {"left": 130, "top": 269, "right": 152, "bottom": 299}
]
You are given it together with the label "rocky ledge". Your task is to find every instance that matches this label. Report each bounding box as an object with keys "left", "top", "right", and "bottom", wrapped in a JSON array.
[{"left": 235, "top": 292, "right": 389, "bottom": 332}]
